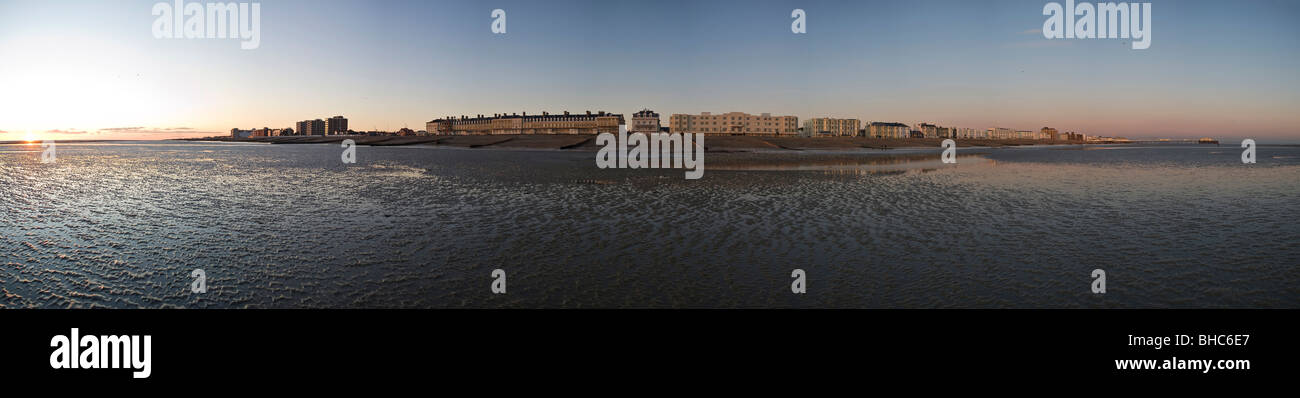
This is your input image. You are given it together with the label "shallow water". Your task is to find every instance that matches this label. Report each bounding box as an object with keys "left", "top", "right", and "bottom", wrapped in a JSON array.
[{"left": 1, "top": 141, "right": 1297, "bottom": 308}]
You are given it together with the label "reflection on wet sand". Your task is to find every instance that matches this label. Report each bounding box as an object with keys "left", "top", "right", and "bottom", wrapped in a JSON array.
[{"left": 708, "top": 151, "right": 994, "bottom": 175}]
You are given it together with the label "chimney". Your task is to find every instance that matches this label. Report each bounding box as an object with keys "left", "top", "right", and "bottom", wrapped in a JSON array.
[
  {"left": 586, "top": 111, "right": 592, "bottom": 115},
  {"left": 564, "top": 111, "right": 569, "bottom": 116}
]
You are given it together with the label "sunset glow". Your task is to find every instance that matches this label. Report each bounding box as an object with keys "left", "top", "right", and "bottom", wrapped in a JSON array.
[{"left": 1, "top": 0, "right": 1297, "bottom": 141}]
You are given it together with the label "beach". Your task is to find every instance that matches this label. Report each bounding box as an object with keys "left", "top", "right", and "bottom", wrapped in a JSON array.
[{"left": 3, "top": 141, "right": 1296, "bottom": 308}]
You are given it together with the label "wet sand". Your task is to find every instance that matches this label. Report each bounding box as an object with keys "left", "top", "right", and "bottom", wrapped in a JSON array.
[{"left": 188, "top": 134, "right": 1079, "bottom": 152}]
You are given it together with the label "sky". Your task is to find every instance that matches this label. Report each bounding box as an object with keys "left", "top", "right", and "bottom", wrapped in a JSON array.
[{"left": 1, "top": 0, "right": 1297, "bottom": 141}]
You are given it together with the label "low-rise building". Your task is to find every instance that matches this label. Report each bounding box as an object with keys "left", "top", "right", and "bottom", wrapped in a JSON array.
[
  {"left": 915, "top": 123, "right": 939, "bottom": 138},
  {"left": 955, "top": 127, "right": 980, "bottom": 139},
  {"left": 669, "top": 112, "right": 798, "bottom": 136},
  {"left": 866, "top": 122, "right": 910, "bottom": 138},
  {"left": 802, "top": 117, "right": 860, "bottom": 137},
  {"left": 428, "top": 111, "right": 624, "bottom": 135},
  {"left": 631, "top": 109, "right": 661, "bottom": 135},
  {"left": 987, "top": 127, "right": 1015, "bottom": 140}
]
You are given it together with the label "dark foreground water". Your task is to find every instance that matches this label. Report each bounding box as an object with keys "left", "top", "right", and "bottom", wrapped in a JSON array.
[{"left": 1, "top": 141, "right": 1297, "bottom": 308}]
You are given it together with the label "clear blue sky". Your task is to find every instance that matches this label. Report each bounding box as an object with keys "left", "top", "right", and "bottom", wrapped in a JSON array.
[{"left": 1, "top": 0, "right": 1297, "bottom": 141}]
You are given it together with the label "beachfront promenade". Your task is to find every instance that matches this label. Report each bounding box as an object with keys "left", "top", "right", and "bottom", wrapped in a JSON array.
[{"left": 192, "top": 134, "right": 1084, "bottom": 151}]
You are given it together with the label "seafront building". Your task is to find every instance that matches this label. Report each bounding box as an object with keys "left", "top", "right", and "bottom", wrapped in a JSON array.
[
  {"left": 802, "top": 118, "right": 860, "bottom": 137},
  {"left": 914, "top": 123, "right": 941, "bottom": 138},
  {"left": 427, "top": 111, "right": 624, "bottom": 135},
  {"left": 297, "top": 119, "right": 326, "bottom": 136},
  {"left": 956, "top": 127, "right": 980, "bottom": 139},
  {"left": 986, "top": 127, "right": 1015, "bottom": 140},
  {"left": 254, "top": 127, "right": 294, "bottom": 137},
  {"left": 866, "top": 122, "right": 910, "bottom": 138},
  {"left": 1041, "top": 127, "right": 1059, "bottom": 140},
  {"left": 232, "top": 127, "right": 294, "bottom": 138},
  {"left": 630, "top": 109, "right": 661, "bottom": 134},
  {"left": 669, "top": 112, "right": 798, "bottom": 136},
  {"left": 326, "top": 116, "right": 349, "bottom": 135},
  {"left": 411, "top": 108, "right": 1078, "bottom": 142}
]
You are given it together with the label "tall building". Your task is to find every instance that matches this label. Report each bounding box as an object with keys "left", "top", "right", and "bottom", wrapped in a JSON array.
[
  {"left": 427, "top": 111, "right": 624, "bottom": 135},
  {"left": 669, "top": 112, "right": 798, "bottom": 136},
  {"left": 866, "top": 122, "right": 910, "bottom": 138},
  {"left": 326, "top": 116, "right": 348, "bottom": 135},
  {"left": 297, "top": 119, "right": 325, "bottom": 136},
  {"left": 802, "top": 118, "right": 860, "bottom": 137},
  {"left": 631, "top": 109, "right": 661, "bottom": 134}
]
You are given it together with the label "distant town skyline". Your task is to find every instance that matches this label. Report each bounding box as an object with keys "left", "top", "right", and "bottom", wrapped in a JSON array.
[{"left": 2, "top": 0, "right": 1298, "bottom": 142}]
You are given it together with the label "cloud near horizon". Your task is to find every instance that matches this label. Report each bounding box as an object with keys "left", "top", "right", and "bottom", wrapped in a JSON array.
[
  {"left": 95, "top": 127, "right": 213, "bottom": 135},
  {"left": 45, "top": 129, "right": 90, "bottom": 135}
]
